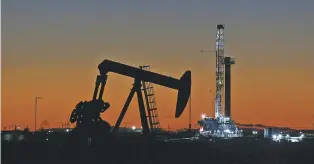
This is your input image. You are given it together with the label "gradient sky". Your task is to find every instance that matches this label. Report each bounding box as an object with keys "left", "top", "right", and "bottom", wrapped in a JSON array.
[{"left": 2, "top": 0, "right": 314, "bottom": 130}]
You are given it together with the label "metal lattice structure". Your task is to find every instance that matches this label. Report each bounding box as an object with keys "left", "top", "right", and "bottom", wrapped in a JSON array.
[
  {"left": 140, "top": 65, "right": 161, "bottom": 131},
  {"left": 215, "top": 24, "right": 225, "bottom": 121},
  {"left": 197, "top": 24, "right": 242, "bottom": 138}
]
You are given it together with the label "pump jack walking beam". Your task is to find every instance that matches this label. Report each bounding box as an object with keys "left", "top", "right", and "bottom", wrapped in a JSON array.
[{"left": 98, "top": 59, "right": 191, "bottom": 118}]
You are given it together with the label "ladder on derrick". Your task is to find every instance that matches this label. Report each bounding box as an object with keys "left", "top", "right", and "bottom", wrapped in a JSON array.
[{"left": 140, "top": 65, "right": 161, "bottom": 131}]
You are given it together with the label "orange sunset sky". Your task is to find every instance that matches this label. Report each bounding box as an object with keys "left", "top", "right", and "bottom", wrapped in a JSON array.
[{"left": 2, "top": 0, "right": 314, "bottom": 130}]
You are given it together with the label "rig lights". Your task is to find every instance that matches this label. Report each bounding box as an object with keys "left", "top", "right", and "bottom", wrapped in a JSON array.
[
  {"left": 224, "top": 129, "right": 231, "bottom": 133},
  {"left": 201, "top": 113, "right": 207, "bottom": 119},
  {"left": 199, "top": 127, "right": 204, "bottom": 132}
]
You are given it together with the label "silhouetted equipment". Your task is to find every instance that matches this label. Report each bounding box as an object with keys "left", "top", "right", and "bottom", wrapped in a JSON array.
[
  {"left": 224, "top": 57, "right": 235, "bottom": 118},
  {"left": 70, "top": 100, "right": 110, "bottom": 124},
  {"left": 69, "top": 59, "right": 191, "bottom": 139},
  {"left": 98, "top": 59, "right": 191, "bottom": 118},
  {"left": 140, "top": 65, "right": 161, "bottom": 132},
  {"left": 69, "top": 75, "right": 111, "bottom": 142},
  {"left": 96, "top": 59, "right": 191, "bottom": 134}
]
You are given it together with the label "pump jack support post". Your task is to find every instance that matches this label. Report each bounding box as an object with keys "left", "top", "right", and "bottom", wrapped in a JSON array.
[
  {"left": 111, "top": 79, "right": 150, "bottom": 134},
  {"left": 93, "top": 75, "right": 108, "bottom": 100}
]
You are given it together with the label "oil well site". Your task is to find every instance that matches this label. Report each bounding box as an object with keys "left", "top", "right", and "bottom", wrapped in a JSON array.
[{"left": 2, "top": 24, "right": 314, "bottom": 164}]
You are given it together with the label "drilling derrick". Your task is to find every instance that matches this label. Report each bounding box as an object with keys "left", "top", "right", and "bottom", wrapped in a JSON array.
[
  {"left": 140, "top": 65, "right": 161, "bottom": 132},
  {"left": 197, "top": 24, "right": 242, "bottom": 138},
  {"left": 215, "top": 24, "right": 225, "bottom": 121}
]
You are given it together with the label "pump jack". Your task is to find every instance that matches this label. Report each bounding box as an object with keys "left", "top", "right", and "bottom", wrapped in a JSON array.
[{"left": 70, "top": 59, "right": 191, "bottom": 137}]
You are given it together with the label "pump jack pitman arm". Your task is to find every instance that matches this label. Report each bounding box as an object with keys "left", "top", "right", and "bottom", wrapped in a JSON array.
[{"left": 98, "top": 59, "right": 192, "bottom": 118}]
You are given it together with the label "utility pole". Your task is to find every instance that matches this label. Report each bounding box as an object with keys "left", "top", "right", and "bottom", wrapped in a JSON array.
[
  {"left": 189, "top": 94, "right": 192, "bottom": 131},
  {"left": 34, "top": 96, "right": 42, "bottom": 132}
]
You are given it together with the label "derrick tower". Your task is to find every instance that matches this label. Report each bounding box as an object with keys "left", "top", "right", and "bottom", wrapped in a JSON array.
[{"left": 215, "top": 24, "right": 225, "bottom": 121}]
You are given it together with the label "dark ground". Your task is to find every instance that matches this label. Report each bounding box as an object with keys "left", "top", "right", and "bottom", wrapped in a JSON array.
[{"left": 2, "top": 134, "right": 314, "bottom": 164}]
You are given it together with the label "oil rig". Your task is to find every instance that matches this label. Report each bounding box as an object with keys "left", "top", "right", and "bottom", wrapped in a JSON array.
[{"left": 198, "top": 24, "right": 242, "bottom": 138}]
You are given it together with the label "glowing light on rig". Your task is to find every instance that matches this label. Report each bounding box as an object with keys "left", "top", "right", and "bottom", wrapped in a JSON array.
[
  {"left": 199, "top": 127, "right": 204, "bottom": 132},
  {"left": 224, "top": 129, "right": 231, "bottom": 133},
  {"left": 201, "top": 113, "right": 207, "bottom": 119}
]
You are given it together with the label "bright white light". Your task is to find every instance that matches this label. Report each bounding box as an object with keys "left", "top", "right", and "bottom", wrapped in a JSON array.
[
  {"left": 290, "top": 139, "right": 300, "bottom": 142},
  {"left": 272, "top": 135, "right": 277, "bottom": 140},
  {"left": 278, "top": 134, "right": 282, "bottom": 139},
  {"left": 66, "top": 129, "right": 70, "bottom": 132},
  {"left": 224, "top": 129, "right": 230, "bottom": 133},
  {"left": 46, "top": 138, "right": 49, "bottom": 141},
  {"left": 286, "top": 134, "right": 290, "bottom": 138},
  {"left": 199, "top": 127, "right": 204, "bottom": 132},
  {"left": 201, "top": 114, "right": 206, "bottom": 119},
  {"left": 300, "top": 134, "right": 304, "bottom": 138},
  {"left": 132, "top": 126, "right": 136, "bottom": 130}
]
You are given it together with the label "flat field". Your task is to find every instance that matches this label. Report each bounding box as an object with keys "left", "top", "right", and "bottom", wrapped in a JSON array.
[{"left": 2, "top": 135, "right": 314, "bottom": 164}]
